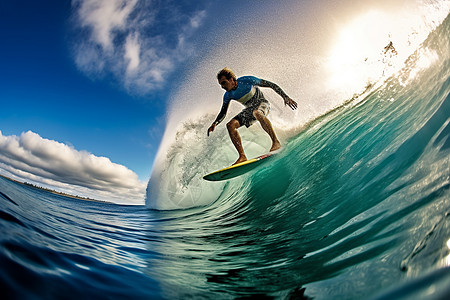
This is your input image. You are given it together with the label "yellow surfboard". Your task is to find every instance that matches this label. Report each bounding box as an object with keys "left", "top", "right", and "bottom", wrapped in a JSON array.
[{"left": 203, "top": 152, "right": 277, "bottom": 181}]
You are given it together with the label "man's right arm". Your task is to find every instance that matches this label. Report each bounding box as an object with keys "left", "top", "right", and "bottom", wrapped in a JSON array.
[
  {"left": 214, "top": 101, "right": 230, "bottom": 125},
  {"left": 208, "top": 100, "right": 230, "bottom": 136}
]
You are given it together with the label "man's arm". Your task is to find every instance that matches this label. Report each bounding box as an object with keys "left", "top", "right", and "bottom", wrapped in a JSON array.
[
  {"left": 259, "top": 79, "right": 298, "bottom": 110},
  {"left": 214, "top": 101, "right": 230, "bottom": 125},
  {"left": 208, "top": 101, "right": 231, "bottom": 136}
]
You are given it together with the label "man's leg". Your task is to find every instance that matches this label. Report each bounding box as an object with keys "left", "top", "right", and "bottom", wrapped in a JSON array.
[
  {"left": 227, "top": 119, "right": 247, "bottom": 165},
  {"left": 253, "top": 110, "right": 281, "bottom": 152}
]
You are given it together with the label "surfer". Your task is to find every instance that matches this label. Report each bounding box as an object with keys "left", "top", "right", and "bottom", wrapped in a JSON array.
[{"left": 207, "top": 67, "right": 297, "bottom": 165}]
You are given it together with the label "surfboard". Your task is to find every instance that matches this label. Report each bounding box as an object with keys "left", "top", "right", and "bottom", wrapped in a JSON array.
[{"left": 203, "top": 152, "right": 277, "bottom": 181}]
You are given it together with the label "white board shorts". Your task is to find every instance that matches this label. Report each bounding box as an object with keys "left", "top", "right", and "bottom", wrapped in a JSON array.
[{"left": 233, "top": 99, "right": 270, "bottom": 128}]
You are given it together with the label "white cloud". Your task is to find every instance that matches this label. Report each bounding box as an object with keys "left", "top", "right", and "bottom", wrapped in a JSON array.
[
  {"left": 0, "top": 131, "right": 146, "bottom": 205},
  {"left": 76, "top": 0, "right": 138, "bottom": 51},
  {"left": 124, "top": 33, "right": 140, "bottom": 73},
  {"left": 71, "top": 0, "right": 207, "bottom": 94}
]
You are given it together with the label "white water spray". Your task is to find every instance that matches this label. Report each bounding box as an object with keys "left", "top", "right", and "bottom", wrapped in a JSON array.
[{"left": 146, "top": 0, "right": 449, "bottom": 210}]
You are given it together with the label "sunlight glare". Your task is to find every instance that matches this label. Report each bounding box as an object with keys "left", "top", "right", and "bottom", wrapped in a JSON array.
[
  {"left": 327, "top": 10, "right": 404, "bottom": 93},
  {"left": 445, "top": 239, "right": 450, "bottom": 267},
  {"left": 324, "top": 1, "right": 448, "bottom": 97}
]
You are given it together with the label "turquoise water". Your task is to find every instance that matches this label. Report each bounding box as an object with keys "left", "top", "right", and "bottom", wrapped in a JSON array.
[{"left": 2, "top": 14, "right": 450, "bottom": 300}]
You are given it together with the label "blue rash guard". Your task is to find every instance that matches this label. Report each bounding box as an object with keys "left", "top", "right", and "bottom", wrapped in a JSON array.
[
  {"left": 213, "top": 76, "right": 289, "bottom": 127},
  {"left": 223, "top": 76, "right": 262, "bottom": 105}
]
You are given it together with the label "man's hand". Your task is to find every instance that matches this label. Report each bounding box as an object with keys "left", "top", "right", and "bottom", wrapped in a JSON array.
[
  {"left": 284, "top": 97, "right": 298, "bottom": 110},
  {"left": 207, "top": 123, "right": 216, "bottom": 136}
]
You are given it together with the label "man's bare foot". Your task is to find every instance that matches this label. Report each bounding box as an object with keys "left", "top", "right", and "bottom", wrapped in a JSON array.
[
  {"left": 233, "top": 156, "right": 247, "bottom": 165},
  {"left": 270, "top": 141, "right": 281, "bottom": 152}
]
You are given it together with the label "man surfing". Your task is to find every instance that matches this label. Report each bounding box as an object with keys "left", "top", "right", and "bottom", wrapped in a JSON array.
[{"left": 207, "top": 68, "right": 297, "bottom": 165}]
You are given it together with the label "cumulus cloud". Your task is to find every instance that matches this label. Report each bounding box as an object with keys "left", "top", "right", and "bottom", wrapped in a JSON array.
[
  {"left": 0, "top": 131, "right": 146, "bottom": 204},
  {"left": 71, "top": 0, "right": 207, "bottom": 94}
]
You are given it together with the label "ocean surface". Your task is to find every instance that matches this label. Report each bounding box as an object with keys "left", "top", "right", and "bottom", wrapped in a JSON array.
[{"left": 2, "top": 13, "right": 450, "bottom": 300}]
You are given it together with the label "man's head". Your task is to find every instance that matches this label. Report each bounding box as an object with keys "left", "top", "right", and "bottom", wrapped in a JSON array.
[
  {"left": 217, "top": 67, "right": 236, "bottom": 81},
  {"left": 217, "top": 67, "right": 237, "bottom": 92}
]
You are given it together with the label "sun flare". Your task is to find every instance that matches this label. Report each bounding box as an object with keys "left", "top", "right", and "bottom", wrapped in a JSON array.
[
  {"left": 327, "top": 10, "right": 405, "bottom": 92},
  {"left": 326, "top": 4, "right": 446, "bottom": 95}
]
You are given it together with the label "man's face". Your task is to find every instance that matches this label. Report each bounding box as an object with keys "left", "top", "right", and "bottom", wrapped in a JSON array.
[{"left": 218, "top": 76, "right": 235, "bottom": 92}]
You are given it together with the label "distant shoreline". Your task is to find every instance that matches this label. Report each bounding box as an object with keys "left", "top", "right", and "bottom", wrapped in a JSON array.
[{"left": 0, "top": 174, "right": 105, "bottom": 203}]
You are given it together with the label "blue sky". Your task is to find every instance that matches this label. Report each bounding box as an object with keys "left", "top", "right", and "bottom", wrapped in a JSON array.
[
  {"left": 1, "top": 0, "right": 446, "bottom": 204},
  {"left": 0, "top": 0, "right": 213, "bottom": 202},
  {"left": 0, "top": 1, "right": 189, "bottom": 179}
]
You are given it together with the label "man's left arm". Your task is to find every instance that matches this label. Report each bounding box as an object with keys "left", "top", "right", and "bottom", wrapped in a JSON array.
[{"left": 259, "top": 79, "right": 298, "bottom": 110}]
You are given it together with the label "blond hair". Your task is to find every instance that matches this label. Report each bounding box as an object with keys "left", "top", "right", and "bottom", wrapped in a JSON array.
[{"left": 217, "top": 67, "right": 236, "bottom": 81}]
